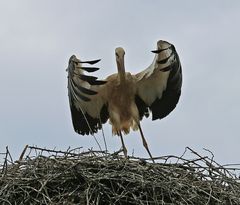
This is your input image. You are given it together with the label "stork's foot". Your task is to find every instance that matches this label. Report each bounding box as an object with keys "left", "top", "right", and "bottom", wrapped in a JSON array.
[
  {"left": 118, "top": 131, "right": 128, "bottom": 158},
  {"left": 138, "top": 124, "right": 155, "bottom": 163},
  {"left": 122, "top": 146, "right": 128, "bottom": 158},
  {"left": 142, "top": 138, "right": 155, "bottom": 163}
]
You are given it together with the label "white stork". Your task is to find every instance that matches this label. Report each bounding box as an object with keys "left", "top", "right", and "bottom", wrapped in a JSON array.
[{"left": 67, "top": 40, "right": 182, "bottom": 162}]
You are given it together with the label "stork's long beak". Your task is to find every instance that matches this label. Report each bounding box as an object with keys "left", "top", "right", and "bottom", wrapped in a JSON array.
[
  {"left": 116, "top": 56, "right": 126, "bottom": 83},
  {"left": 117, "top": 57, "right": 125, "bottom": 73}
]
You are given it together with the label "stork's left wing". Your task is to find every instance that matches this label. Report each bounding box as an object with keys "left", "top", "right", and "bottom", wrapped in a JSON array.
[
  {"left": 134, "top": 40, "right": 182, "bottom": 120},
  {"left": 67, "top": 55, "right": 109, "bottom": 135}
]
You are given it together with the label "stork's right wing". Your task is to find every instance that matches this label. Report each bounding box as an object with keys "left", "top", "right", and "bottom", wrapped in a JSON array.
[{"left": 67, "top": 55, "right": 109, "bottom": 135}]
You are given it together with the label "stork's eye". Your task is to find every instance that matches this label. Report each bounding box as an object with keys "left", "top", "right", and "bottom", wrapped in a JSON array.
[{"left": 116, "top": 53, "right": 119, "bottom": 58}]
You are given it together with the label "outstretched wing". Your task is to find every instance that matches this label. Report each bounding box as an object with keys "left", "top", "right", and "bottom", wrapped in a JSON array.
[
  {"left": 134, "top": 40, "right": 182, "bottom": 121},
  {"left": 67, "top": 55, "right": 109, "bottom": 135}
]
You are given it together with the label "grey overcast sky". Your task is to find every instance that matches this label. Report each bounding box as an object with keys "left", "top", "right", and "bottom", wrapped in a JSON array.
[{"left": 0, "top": 1, "right": 240, "bottom": 164}]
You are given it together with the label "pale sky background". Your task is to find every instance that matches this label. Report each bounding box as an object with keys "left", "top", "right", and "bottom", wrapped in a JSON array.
[{"left": 0, "top": 1, "right": 240, "bottom": 165}]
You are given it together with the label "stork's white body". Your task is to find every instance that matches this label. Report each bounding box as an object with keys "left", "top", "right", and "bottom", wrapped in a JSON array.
[{"left": 105, "top": 73, "right": 139, "bottom": 134}]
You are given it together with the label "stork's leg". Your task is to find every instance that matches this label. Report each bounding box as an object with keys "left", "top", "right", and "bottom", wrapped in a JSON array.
[
  {"left": 138, "top": 123, "right": 155, "bottom": 163},
  {"left": 118, "top": 131, "right": 128, "bottom": 158}
]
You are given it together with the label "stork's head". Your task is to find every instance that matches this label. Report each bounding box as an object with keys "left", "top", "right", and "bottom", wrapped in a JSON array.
[{"left": 115, "top": 47, "right": 125, "bottom": 75}]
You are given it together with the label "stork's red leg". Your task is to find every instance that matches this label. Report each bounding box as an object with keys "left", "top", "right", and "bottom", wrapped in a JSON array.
[
  {"left": 138, "top": 124, "right": 155, "bottom": 163},
  {"left": 118, "top": 131, "right": 128, "bottom": 158}
]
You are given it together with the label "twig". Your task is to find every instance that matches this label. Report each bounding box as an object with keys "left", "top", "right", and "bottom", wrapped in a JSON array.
[{"left": 0, "top": 145, "right": 240, "bottom": 204}]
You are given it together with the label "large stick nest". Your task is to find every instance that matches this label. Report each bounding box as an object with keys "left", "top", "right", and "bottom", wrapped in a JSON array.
[{"left": 0, "top": 146, "right": 240, "bottom": 204}]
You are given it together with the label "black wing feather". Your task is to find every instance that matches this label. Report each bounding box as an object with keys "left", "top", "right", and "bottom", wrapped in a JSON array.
[
  {"left": 80, "top": 67, "right": 100, "bottom": 72},
  {"left": 150, "top": 54, "right": 182, "bottom": 120},
  {"left": 67, "top": 55, "right": 109, "bottom": 135},
  {"left": 70, "top": 98, "right": 109, "bottom": 135},
  {"left": 135, "top": 47, "right": 182, "bottom": 121},
  {"left": 135, "top": 95, "right": 149, "bottom": 120}
]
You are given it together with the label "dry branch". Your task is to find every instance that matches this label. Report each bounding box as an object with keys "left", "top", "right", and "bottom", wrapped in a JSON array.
[{"left": 0, "top": 146, "right": 240, "bottom": 204}]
